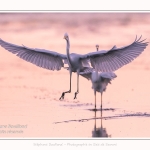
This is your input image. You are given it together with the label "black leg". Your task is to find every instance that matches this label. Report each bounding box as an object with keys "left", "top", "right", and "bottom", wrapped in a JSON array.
[
  {"left": 100, "top": 92, "right": 103, "bottom": 111},
  {"left": 94, "top": 110, "right": 96, "bottom": 130},
  {"left": 59, "top": 71, "right": 72, "bottom": 100},
  {"left": 74, "top": 72, "right": 79, "bottom": 99},
  {"left": 94, "top": 91, "right": 96, "bottom": 110},
  {"left": 100, "top": 104, "right": 102, "bottom": 129}
]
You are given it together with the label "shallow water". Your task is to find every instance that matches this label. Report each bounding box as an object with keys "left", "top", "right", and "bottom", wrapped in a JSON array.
[{"left": 0, "top": 13, "right": 150, "bottom": 138}]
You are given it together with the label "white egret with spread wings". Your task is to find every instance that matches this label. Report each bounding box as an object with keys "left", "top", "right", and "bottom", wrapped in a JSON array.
[
  {"left": 80, "top": 45, "right": 117, "bottom": 110},
  {"left": 0, "top": 33, "right": 148, "bottom": 100}
]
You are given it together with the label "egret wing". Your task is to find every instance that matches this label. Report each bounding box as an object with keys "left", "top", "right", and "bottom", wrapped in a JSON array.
[
  {"left": 0, "top": 38, "right": 67, "bottom": 71},
  {"left": 100, "top": 72, "right": 117, "bottom": 80},
  {"left": 79, "top": 67, "right": 95, "bottom": 80},
  {"left": 110, "top": 45, "right": 117, "bottom": 50},
  {"left": 80, "top": 36, "right": 148, "bottom": 72}
]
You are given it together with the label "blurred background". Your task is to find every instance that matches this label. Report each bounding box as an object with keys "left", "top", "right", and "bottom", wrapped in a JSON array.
[{"left": 0, "top": 13, "right": 150, "bottom": 138}]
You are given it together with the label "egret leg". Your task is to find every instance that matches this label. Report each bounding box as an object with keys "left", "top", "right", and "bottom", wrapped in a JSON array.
[
  {"left": 59, "top": 71, "right": 72, "bottom": 100},
  {"left": 100, "top": 104, "right": 102, "bottom": 127},
  {"left": 94, "top": 91, "right": 96, "bottom": 110},
  {"left": 74, "top": 72, "right": 79, "bottom": 99},
  {"left": 94, "top": 110, "right": 96, "bottom": 130},
  {"left": 100, "top": 93, "right": 103, "bottom": 111}
]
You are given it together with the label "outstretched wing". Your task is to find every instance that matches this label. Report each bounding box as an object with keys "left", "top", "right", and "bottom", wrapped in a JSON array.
[
  {"left": 80, "top": 36, "right": 148, "bottom": 72},
  {"left": 100, "top": 72, "right": 117, "bottom": 80},
  {"left": 79, "top": 67, "right": 95, "bottom": 80},
  {"left": 110, "top": 45, "right": 117, "bottom": 50},
  {"left": 100, "top": 72, "right": 117, "bottom": 86},
  {"left": 0, "top": 38, "right": 67, "bottom": 71}
]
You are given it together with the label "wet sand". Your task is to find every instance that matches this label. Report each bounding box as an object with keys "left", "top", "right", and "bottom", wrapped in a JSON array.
[{"left": 0, "top": 13, "right": 150, "bottom": 137}]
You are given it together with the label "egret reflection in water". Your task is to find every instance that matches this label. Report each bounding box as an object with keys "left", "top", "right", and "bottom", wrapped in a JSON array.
[{"left": 92, "top": 110, "right": 111, "bottom": 137}]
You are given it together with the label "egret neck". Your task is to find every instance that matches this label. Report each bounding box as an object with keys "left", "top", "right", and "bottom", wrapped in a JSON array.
[{"left": 65, "top": 37, "right": 72, "bottom": 68}]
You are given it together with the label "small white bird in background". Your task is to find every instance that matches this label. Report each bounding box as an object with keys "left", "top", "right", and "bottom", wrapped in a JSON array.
[
  {"left": 80, "top": 45, "right": 117, "bottom": 110},
  {"left": 0, "top": 33, "right": 148, "bottom": 100}
]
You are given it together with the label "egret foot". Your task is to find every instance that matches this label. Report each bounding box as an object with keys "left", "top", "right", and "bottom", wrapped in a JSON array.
[
  {"left": 74, "top": 92, "right": 78, "bottom": 99},
  {"left": 59, "top": 92, "right": 65, "bottom": 100}
]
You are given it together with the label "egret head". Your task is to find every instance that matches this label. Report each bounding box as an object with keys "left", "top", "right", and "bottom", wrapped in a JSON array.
[
  {"left": 64, "top": 33, "right": 69, "bottom": 40},
  {"left": 96, "top": 44, "right": 99, "bottom": 51}
]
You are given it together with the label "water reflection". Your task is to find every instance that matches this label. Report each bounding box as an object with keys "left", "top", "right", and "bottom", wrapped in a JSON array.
[{"left": 92, "top": 110, "right": 111, "bottom": 137}]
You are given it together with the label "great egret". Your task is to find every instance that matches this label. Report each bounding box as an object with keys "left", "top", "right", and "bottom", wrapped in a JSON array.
[
  {"left": 80, "top": 69, "right": 117, "bottom": 110},
  {"left": 0, "top": 33, "right": 148, "bottom": 100},
  {"left": 80, "top": 45, "right": 117, "bottom": 110}
]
